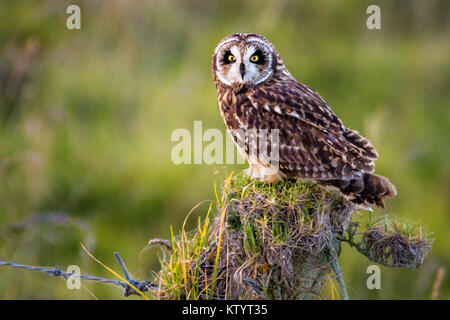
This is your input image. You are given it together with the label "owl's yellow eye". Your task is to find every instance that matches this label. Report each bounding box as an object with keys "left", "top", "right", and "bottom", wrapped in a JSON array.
[
  {"left": 250, "top": 55, "right": 259, "bottom": 62},
  {"left": 223, "top": 51, "right": 237, "bottom": 64}
]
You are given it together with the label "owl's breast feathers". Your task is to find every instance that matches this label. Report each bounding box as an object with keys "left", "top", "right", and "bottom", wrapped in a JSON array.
[{"left": 217, "top": 78, "right": 396, "bottom": 208}]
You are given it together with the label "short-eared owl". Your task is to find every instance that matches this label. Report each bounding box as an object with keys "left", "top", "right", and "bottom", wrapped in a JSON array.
[{"left": 212, "top": 33, "right": 396, "bottom": 209}]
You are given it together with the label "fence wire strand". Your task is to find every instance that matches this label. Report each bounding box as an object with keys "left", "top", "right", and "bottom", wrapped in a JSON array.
[{"left": 0, "top": 252, "right": 158, "bottom": 298}]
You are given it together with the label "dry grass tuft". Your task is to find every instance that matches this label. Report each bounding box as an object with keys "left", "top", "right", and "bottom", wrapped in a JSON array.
[
  {"left": 149, "top": 172, "right": 433, "bottom": 300},
  {"left": 345, "top": 215, "right": 434, "bottom": 269}
]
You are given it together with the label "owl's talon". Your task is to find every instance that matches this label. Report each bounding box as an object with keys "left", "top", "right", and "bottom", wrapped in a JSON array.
[{"left": 261, "top": 174, "right": 282, "bottom": 184}]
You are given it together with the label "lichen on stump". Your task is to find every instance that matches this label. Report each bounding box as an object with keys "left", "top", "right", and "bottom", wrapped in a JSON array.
[{"left": 151, "top": 172, "right": 433, "bottom": 300}]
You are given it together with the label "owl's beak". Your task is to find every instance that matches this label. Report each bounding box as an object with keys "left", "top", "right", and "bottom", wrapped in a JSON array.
[{"left": 240, "top": 63, "right": 246, "bottom": 80}]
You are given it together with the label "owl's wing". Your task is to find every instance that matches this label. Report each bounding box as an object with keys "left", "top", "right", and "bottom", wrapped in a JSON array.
[{"left": 247, "top": 80, "right": 378, "bottom": 179}]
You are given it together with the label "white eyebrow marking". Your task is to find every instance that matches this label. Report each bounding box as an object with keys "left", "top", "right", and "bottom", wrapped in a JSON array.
[
  {"left": 230, "top": 46, "right": 241, "bottom": 61},
  {"left": 246, "top": 37, "right": 272, "bottom": 49},
  {"left": 214, "top": 37, "right": 239, "bottom": 55}
]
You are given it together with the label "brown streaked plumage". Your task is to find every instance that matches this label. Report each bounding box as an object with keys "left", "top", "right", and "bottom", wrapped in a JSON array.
[{"left": 212, "top": 33, "right": 396, "bottom": 209}]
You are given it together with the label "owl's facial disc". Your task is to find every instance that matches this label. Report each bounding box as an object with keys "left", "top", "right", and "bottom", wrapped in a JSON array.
[{"left": 215, "top": 37, "right": 273, "bottom": 86}]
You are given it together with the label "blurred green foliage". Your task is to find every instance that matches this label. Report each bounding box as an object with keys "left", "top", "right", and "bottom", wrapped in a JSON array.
[{"left": 0, "top": 0, "right": 449, "bottom": 299}]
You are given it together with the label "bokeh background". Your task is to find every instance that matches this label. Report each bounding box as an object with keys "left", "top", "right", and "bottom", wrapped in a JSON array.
[{"left": 0, "top": 0, "right": 449, "bottom": 299}]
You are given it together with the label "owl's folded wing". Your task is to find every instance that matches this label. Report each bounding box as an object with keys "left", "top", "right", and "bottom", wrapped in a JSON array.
[{"left": 247, "top": 81, "right": 378, "bottom": 179}]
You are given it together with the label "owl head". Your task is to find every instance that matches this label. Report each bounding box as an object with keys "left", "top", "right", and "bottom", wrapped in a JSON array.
[{"left": 212, "top": 33, "right": 280, "bottom": 87}]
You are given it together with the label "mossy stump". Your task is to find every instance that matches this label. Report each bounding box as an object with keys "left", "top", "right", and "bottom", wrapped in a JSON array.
[{"left": 151, "top": 172, "right": 433, "bottom": 300}]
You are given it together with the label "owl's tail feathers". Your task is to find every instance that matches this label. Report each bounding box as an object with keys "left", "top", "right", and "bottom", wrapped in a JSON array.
[{"left": 322, "top": 173, "right": 397, "bottom": 210}]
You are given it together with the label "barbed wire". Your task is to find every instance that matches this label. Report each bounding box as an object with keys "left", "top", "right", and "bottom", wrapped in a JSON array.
[{"left": 0, "top": 252, "right": 159, "bottom": 298}]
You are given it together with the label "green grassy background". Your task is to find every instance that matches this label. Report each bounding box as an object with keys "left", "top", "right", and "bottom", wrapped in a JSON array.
[{"left": 0, "top": 0, "right": 449, "bottom": 299}]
